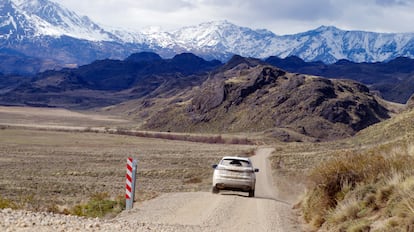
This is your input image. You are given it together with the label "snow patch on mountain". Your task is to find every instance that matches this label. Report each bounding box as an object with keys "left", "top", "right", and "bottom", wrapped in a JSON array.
[
  {"left": 168, "top": 20, "right": 276, "bottom": 57},
  {"left": 8, "top": 0, "right": 114, "bottom": 41}
]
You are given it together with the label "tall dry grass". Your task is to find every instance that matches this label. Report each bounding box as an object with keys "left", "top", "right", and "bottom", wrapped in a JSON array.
[{"left": 300, "top": 143, "right": 414, "bottom": 231}]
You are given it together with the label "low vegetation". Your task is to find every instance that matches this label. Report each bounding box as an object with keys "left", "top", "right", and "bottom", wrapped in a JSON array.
[
  {"left": 111, "top": 128, "right": 253, "bottom": 145},
  {"left": 301, "top": 141, "right": 414, "bottom": 231},
  {"left": 0, "top": 124, "right": 253, "bottom": 145},
  {"left": 0, "top": 196, "right": 17, "bottom": 210},
  {"left": 69, "top": 192, "right": 125, "bottom": 218},
  {"left": 0, "top": 192, "right": 125, "bottom": 218}
]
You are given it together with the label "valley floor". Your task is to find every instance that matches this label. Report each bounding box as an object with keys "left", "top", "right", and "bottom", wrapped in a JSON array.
[{"left": 0, "top": 106, "right": 354, "bottom": 231}]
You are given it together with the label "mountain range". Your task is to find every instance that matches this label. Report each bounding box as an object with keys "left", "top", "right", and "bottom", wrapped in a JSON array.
[
  {"left": 0, "top": 52, "right": 221, "bottom": 108},
  {"left": 2, "top": 0, "right": 414, "bottom": 75}
]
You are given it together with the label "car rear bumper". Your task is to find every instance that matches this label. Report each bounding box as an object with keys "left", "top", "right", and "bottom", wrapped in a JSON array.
[{"left": 213, "top": 177, "right": 255, "bottom": 191}]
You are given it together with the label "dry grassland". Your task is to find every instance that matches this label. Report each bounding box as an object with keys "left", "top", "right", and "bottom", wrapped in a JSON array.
[
  {"left": 0, "top": 106, "right": 131, "bottom": 128},
  {"left": 5, "top": 105, "right": 413, "bottom": 230},
  {"left": 0, "top": 107, "right": 254, "bottom": 214},
  {"left": 0, "top": 106, "right": 342, "bottom": 214},
  {"left": 0, "top": 128, "right": 254, "bottom": 211}
]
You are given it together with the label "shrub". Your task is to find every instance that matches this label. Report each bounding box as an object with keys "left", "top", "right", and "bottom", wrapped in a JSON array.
[
  {"left": 110, "top": 128, "right": 253, "bottom": 145},
  {"left": 376, "top": 185, "right": 394, "bottom": 205},
  {"left": 302, "top": 187, "right": 329, "bottom": 226},
  {"left": 326, "top": 198, "right": 361, "bottom": 224},
  {"left": 347, "top": 220, "right": 371, "bottom": 232},
  {"left": 0, "top": 196, "right": 17, "bottom": 209},
  {"left": 302, "top": 149, "right": 414, "bottom": 229},
  {"left": 70, "top": 192, "right": 125, "bottom": 218}
]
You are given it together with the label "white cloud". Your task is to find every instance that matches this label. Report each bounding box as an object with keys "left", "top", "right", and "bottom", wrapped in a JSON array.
[
  {"left": 375, "top": 0, "right": 412, "bottom": 6},
  {"left": 53, "top": 0, "right": 414, "bottom": 34}
]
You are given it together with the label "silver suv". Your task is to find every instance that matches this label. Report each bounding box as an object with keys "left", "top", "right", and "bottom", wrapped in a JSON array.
[{"left": 212, "top": 156, "right": 259, "bottom": 197}]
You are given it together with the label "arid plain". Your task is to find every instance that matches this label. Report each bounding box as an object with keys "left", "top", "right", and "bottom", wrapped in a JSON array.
[
  {"left": 3, "top": 105, "right": 414, "bottom": 231},
  {"left": 0, "top": 106, "right": 258, "bottom": 213}
]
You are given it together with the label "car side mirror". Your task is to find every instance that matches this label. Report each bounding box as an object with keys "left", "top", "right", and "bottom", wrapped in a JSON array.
[
  {"left": 254, "top": 168, "right": 259, "bottom": 173},
  {"left": 212, "top": 164, "right": 218, "bottom": 169}
]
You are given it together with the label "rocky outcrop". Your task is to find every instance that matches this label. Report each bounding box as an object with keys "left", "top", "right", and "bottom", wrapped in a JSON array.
[
  {"left": 144, "top": 61, "right": 391, "bottom": 141},
  {"left": 266, "top": 56, "right": 414, "bottom": 104},
  {"left": 190, "top": 77, "right": 225, "bottom": 114}
]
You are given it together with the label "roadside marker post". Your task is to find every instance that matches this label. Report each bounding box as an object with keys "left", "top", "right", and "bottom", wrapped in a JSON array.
[{"left": 126, "top": 157, "right": 138, "bottom": 210}]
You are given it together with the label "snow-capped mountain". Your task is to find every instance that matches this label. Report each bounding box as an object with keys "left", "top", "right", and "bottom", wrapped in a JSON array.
[
  {"left": 274, "top": 26, "right": 414, "bottom": 63},
  {"left": 3, "top": 0, "right": 114, "bottom": 41},
  {"left": 2, "top": 0, "right": 414, "bottom": 70},
  {"left": 136, "top": 22, "right": 414, "bottom": 63},
  {"left": 0, "top": 0, "right": 143, "bottom": 69},
  {"left": 144, "top": 21, "right": 277, "bottom": 61}
]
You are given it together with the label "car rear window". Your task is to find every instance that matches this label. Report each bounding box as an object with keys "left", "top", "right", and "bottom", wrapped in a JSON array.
[{"left": 221, "top": 159, "right": 251, "bottom": 167}]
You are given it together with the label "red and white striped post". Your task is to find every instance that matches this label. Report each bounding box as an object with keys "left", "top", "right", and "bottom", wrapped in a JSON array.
[{"left": 126, "top": 157, "right": 137, "bottom": 210}]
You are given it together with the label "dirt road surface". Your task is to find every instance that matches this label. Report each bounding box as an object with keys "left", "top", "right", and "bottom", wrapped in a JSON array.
[{"left": 117, "top": 147, "right": 298, "bottom": 231}]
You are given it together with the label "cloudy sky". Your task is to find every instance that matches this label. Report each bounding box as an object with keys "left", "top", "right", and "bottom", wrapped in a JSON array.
[{"left": 53, "top": 0, "right": 414, "bottom": 34}]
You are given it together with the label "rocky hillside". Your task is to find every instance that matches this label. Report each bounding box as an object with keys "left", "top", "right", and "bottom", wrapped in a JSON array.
[
  {"left": 125, "top": 56, "right": 392, "bottom": 141},
  {"left": 265, "top": 56, "right": 414, "bottom": 104}
]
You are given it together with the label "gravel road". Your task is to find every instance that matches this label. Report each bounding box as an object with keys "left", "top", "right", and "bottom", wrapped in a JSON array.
[{"left": 1, "top": 148, "right": 299, "bottom": 231}]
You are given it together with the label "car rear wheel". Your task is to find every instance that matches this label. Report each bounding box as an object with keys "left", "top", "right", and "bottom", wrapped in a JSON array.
[
  {"left": 248, "top": 189, "right": 255, "bottom": 197},
  {"left": 212, "top": 186, "right": 219, "bottom": 194}
]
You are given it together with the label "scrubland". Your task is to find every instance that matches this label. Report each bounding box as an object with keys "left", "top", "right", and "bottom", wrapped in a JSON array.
[{"left": 270, "top": 108, "right": 414, "bottom": 231}]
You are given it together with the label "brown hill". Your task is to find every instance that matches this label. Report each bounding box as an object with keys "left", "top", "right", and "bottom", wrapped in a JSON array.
[{"left": 120, "top": 59, "right": 392, "bottom": 141}]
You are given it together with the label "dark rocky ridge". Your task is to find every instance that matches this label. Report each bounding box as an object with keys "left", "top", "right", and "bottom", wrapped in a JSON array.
[
  {"left": 0, "top": 52, "right": 221, "bottom": 108},
  {"left": 265, "top": 56, "right": 414, "bottom": 104},
  {"left": 141, "top": 57, "right": 391, "bottom": 141}
]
